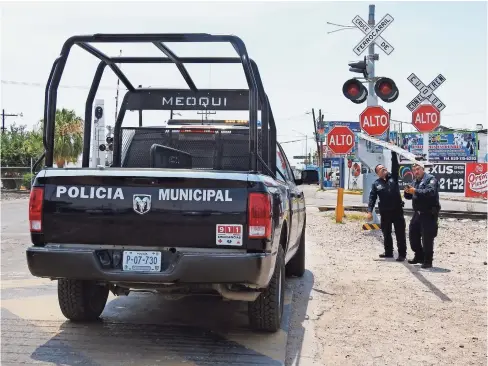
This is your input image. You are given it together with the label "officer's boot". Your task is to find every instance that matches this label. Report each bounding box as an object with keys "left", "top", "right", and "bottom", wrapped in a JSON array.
[
  {"left": 421, "top": 254, "right": 433, "bottom": 269},
  {"left": 408, "top": 253, "right": 424, "bottom": 264}
]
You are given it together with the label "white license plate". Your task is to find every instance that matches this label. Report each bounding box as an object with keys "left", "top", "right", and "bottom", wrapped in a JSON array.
[{"left": 122, "top": 251, "right": 162, "bottom": 272}]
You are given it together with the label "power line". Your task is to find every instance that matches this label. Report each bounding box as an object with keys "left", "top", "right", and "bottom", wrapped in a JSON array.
[{"left": 1, "top": 80, "right": 128, "bottom": 91}]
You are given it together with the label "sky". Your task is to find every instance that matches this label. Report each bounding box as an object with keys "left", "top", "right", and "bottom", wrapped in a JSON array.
[{"left": 1, "top": 0, "right": 487, "bottom": 166}]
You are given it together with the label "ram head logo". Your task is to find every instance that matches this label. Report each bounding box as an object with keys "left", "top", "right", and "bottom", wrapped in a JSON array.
[{"left": 133, "top": 194, "right": 152, "bottom": 215}]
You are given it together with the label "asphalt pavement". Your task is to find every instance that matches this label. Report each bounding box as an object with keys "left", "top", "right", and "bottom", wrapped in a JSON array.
[{"left": 0, "top": 197, "right": 294, "bottom": 366}]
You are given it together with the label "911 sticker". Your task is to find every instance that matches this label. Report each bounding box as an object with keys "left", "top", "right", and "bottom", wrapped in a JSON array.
[{"left": 216, "top": 224, "right": 243, "bottom": 246}]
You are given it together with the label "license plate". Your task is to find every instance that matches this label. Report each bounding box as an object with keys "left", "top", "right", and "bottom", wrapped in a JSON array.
[{"left": 122, "top": 251, "right": 162, "bottom": 272}]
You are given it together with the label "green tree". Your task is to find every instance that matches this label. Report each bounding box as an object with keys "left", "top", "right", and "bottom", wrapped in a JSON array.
[
  {"left": 39, "top": 108, "right": 84, "bottom": 168},
  {"left": 0, "top": 123, "right": 43, "bottom": 189},
  {"left": 0, "top": 123, "right": 43, "bottom": 167}
]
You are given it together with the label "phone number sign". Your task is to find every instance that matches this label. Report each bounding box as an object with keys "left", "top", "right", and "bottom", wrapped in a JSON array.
[{"left": 398, "top": 163, "right": 466, "bottom": 193}]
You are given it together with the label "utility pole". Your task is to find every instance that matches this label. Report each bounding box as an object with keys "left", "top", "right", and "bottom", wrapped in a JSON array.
[
  {"left": 318, "top": 109, "right": 325, "bottom": 191},
  {"left": 1, "top": 109, "right": 23, "bottom": 133}
]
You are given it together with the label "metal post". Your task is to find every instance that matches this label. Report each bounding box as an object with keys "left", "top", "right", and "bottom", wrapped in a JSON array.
[
  {"left": 366, "top": 3, "right": 380, "bottom": 225},
  {"left": 423, "top": 132, "right": 429, "bottom": 160},
  {"left": 30, "top": 157, "right": 33, "bottom": 187},
  {"left": 367, "top": 4, "right": 378, "bottom": 107},
  {"left": 319, "top": 110, "right": 324, "bottom": 190},
  {"left": 114, "top": 50, "right": 122, "bottom": 123}
]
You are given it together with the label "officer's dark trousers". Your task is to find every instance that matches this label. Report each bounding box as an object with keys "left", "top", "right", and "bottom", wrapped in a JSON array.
[
  {"left": 380, "top": 209, "right": 407, "bottom": 257},
  {"left": 409, "top": 211, "right": 438, "bottom": 263}
]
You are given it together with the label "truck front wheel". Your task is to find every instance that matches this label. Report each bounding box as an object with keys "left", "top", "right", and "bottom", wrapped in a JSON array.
[
  {"left": 248, "top": 245, "right": 285, "bottom": 332},
  {"left": 58, "top": 279, "right": 109, "bottom": 321}
]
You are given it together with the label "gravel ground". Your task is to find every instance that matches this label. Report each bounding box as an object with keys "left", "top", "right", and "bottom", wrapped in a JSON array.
[
  {"left": 286, "top": 207, "right": 487, "bottom": 366},
  {"left": 0, "top": 191, "right": 30, "bottom": 201}
]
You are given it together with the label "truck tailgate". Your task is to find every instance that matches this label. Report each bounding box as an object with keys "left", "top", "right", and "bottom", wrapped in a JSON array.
[{"left": 40, "top": 170, "right": 251, "bottom": 248}]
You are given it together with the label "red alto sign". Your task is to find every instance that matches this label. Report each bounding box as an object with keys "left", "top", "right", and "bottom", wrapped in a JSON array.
[
  {"left": 465, "top": 163, "right": 488, "bottom": 199},
  {"left": 327, "top": 126, "right": 355, "bottom": 155},
  {"left": 360, "top": 106, "right": 390, "bottom": 136},
  {"left": 412, "top": 104, "right": 441, "bottom": 132}
]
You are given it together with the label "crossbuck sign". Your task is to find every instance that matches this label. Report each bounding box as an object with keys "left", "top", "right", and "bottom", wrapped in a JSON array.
[
  {"left": 352, "top": 14, "right": 395, "bottom": 56},
  {"left": 406, "top": 73, "right": 447, "bottom": 112}
]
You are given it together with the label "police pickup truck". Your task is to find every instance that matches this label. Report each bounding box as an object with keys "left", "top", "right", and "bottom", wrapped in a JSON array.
[{"left": 26, "top": 33, "right": 307, "bottom": 332}]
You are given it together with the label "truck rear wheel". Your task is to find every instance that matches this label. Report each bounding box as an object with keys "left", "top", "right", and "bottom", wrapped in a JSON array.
[
  {"left": 248, "top": 245, "right": 285, "bottom": 332},
  {"left": 58, "top": 279, "right": 109, "bottom": 321},
  {"left": 285, "top": 224, "right": 306, "bottom": 277}
]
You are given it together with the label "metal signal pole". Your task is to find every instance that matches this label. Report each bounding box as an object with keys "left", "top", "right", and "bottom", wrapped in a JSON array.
[
  {"left": 114, "top": 50, "right": 122, "bottom": 123},
  {"left": 367, "top": 5, "right": 378, "bottom": 108}
]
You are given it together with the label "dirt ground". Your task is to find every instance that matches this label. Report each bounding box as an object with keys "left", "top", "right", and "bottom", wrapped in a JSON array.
[{"left": 286, "top": 207, "right": 487, "bottom": 366}]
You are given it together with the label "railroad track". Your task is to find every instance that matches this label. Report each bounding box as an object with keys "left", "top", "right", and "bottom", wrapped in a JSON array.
[{"left": 317, "top": 205, "right": 487, "bottom": 221}]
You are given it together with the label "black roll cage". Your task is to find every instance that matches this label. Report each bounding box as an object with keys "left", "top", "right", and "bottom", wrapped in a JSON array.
[{"left": 40, "top": 33, "right": 277, "bottom": 177}]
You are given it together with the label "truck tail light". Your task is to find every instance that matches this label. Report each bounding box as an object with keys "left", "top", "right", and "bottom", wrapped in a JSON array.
[
  {"left": 29, "top": 187, "right": 44, "bottom": 232},
  {"left": 248, "top": 192, "right": 272, "bottom": 239}
]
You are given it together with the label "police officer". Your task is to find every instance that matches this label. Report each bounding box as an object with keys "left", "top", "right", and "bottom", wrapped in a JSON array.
[
  {"left": 367, "top": 151, "right": 407, "bottom": 261},
  {"left": 404, "top": 160, "right": 441, "bottom": 269}
]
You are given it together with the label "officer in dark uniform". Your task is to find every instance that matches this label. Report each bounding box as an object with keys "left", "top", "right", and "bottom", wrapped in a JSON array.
[
  {"left": 367, "top": 151, "right": 407, "bottom": 261},
  {"left": 404, "top": 160, "right": 441, "bottom": 269}
]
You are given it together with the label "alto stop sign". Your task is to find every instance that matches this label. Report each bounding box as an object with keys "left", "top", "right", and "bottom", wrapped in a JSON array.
[
  {"left": 412, "top": 104, "right": 440, "bottom": 132},
  {"left": 360, "top": 106, "right": 390, "bottom": 136},
  {"left": 327, "top": 126, "right": 355, "bottom": 155}
]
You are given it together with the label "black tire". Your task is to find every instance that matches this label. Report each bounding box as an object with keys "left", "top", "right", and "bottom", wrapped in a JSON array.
[
  {"left": 58, "top": 279, "right": 109, "bottom": 322},
  {"left": 248, "top": 245, "right": 285, "bottom": 332},
  {"left": 286, "top": 224, "right": 306, "bottom": 278}
]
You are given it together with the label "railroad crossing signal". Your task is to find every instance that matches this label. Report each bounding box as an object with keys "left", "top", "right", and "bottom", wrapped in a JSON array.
[
  {"left": 327, "top": 126, "right": 355, "bottom": 155},
  {"left": 343, "top": 58, "right": 399, "bottom": 104},
  {"left": 406, "top": 73, "right": 446, "bottom": 112},
  {"left": 360, "top": 106, "right": 390, "bottom": 136},
  {"left": 412, "top": 104, "right": 441, "bottom": 133},
  {"left": 352, "top": 13, "right": 395, "bottom": 56}
]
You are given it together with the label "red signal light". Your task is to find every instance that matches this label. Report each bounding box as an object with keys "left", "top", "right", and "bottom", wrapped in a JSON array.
[
  {"left": 379, "top": 82, "right": 392, "bottom": 95},
  {"left": 343, "top": 79, "right": 368, "bottom": 104},
  {"left": 347, "top": 85, "right": 359, "bottom": 97},
  {"left": 374, "top": 77, "right": 399, "bottom": 103}
]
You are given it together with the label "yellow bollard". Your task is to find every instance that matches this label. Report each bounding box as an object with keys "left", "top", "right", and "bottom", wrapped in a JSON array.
[{"left": 336, "top": 187, "right": 344, "bottom": 223}]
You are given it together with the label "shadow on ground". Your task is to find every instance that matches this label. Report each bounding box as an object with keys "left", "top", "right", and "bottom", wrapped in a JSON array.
[{"left": 285, "top": 269, "right": 316, "bottom": 366}]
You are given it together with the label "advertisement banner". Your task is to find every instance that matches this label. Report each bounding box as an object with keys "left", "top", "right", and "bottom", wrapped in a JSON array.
[
  {"left": 397, "top": 163, "right": 466, "bottom": 193},
  {"left": 400, "top": 132, "right": 478, "bottom": 162},
  {"left": 465, "top": 163, "right": 488, "bottom": 199}
]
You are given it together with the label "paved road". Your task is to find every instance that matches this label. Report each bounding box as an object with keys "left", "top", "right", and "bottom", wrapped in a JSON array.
[
  {"left": 303, "top": 186, "right": 487, "bottom": 213},
  {"left": 0, "top": 198, "right": 303, "bottom": 366}
]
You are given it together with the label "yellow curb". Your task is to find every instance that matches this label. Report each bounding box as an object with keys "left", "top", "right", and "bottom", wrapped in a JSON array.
[{"left": 344, "top": 190, "right": 363, "bottom": 195}]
